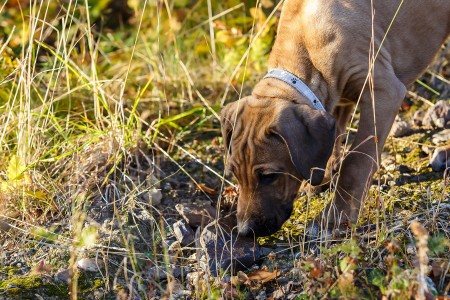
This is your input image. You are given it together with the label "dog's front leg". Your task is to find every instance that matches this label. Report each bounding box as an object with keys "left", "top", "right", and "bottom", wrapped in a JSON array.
[{"left": 321, "top": 67, "right": 406, "bottom": 230}]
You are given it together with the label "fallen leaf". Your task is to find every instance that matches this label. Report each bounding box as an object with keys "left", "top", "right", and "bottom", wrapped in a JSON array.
[
  {"left": 401, "top": 99, "right": 411, "bottom": 111},
  {"left": 196, "top": 184, "right": 216, "bottom": 195},
  {"left": 309, "top": 261, "right": 323, "bottom": 278},
  {"left": 223, "top": 186, "right": 238, "bottom": 197},
  {"left": 261, "top": 0, "right": 274, "bottom": 8},
  {"left": 247, "top": 269, "right": 280, "bottom": 284},
  {"left": 231, "top": 271, "right": 249, "bottom": 286},
  {"left": 338, "top": 271, "right": 354, "bottom": 294}
]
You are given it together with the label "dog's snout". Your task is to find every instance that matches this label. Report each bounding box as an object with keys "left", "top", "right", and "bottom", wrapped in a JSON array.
[{"left": 237, "top": 216, "right": 282, "bottom": 237}]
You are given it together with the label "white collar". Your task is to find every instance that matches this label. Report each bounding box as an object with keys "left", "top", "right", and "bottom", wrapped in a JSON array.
[{"left": 263, "top": 68, "right": 326, "bottom": 112}]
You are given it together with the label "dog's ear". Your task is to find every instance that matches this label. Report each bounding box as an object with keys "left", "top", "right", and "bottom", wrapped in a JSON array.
[
  {"left": 220, "top": 102, "right": 237, "bottom": 156},
  {"left": 273, "top": 104, "right": 336, "bottom": 185},
  {"left": 220, "top": 98, "right": 247, "bottom": 174}
]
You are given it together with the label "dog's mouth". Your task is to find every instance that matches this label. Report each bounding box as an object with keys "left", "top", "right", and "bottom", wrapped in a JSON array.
[
  {"left": 237, "top": 219, "right": 279, "bottom": 237},
  {"left": 237, "top": 203, "right": 294, "bottom": 237}
]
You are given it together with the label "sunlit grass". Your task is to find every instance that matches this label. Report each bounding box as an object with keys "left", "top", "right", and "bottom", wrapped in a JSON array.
[{"left": 0, "top": 0, "right": 449, "bottom": 299}]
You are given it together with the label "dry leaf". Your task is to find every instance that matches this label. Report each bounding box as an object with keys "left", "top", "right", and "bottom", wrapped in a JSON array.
[
  {"left": 338, "top": 271, "right": 354, "bottom": 294},
  {"left": 309, "top": 261, "right": 323, "bottom": 278},
  {"left": 401, "top": 99, "right": 411, "bottom": 111},
  {"left": 231, "top": 271, "right": 249, "bottom": 286},
  {"left": 196, "top": 184, "right": 216, "bottom": 195},
  {"left": 261, "top": 0, "right": 274, "bottom": 8},
  {"left": 247, "top": 269, "right": 280, "bottom": 284}
]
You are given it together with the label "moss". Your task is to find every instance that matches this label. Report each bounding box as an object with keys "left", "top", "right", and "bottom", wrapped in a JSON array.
[
  {"left": 259, "top": 192, "right": 330, "bottom": 244},
  {"left": 0, "top": 275, "right": 68, "bottom": 299},
  {"left": 77, "top": 272, "right": 106, "bottom": 294},
  {"left": 0, "top": 266, "right": 23, "bottom": 278},
  {"left": 0, "top": 270, "right": 115, "bottom": 299}
]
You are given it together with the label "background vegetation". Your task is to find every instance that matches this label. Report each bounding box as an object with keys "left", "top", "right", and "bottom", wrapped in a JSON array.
[{"left": 0, "top": 0, "right": 448, "bottom": 299}]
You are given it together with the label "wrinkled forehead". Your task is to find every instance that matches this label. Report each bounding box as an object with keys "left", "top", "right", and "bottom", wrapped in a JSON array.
[{"left": 228, "top": 109, "right": 285, "bottom": 166}]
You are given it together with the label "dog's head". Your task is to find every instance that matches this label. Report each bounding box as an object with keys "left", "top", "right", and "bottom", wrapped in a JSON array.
[{"left": 221, "top": 96, "right": 336, "bottom": 237}]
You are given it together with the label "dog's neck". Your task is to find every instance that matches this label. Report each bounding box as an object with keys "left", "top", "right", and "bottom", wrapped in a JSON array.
[
  {"left": 253, "top": 48, "right": 333, "bottom": 112},
  {"left": 252, "top": 0, "right": 336, "bottom": 111}
]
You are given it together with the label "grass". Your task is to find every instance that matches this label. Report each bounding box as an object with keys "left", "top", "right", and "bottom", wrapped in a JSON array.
[{"left": 0, "top": 0, "right": 449, "bottom": 299}]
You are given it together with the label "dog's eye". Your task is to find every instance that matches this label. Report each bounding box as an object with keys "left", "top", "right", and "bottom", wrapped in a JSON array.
[{"left": 259, "top": 173, "right": 279, "bottom": 186}]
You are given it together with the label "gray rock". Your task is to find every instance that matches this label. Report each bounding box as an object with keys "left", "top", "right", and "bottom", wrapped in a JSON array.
[
  {"left": 421, "top": 144, "right": 434, "bottom": 155},
  {"left": 429, "top": 145, "right": 450, "bottom": 171},
  {"left": 406, "top": 243, "right": 416, "bottom": 255},
  {"left": 76, "top": 258, "right": 103, "bottom": 272},
  {"left": 432, "top": 129, "right": 450, "bottom": 145},
  {"left": 255, "top": 291, "right": 267, "bottom": 300},
  {"left": 186, "top": 271, "right": 203, "bottom": 286},
  {"left": 148, "top": 188, "right": 162, "bottom": 206},
  {"left": 423, "top": 100, "right": 450, "bottom": 128},
  {"left": 0, "top": 218, "right": 11, "bottom": 232},
  {"left": 175, "top": 202, "right": 216, "bottom": 227},
  {"left": 260, "top": 247, "right": 275, "bottom": 257},
  {"left": 54, "top": 269, "right": 70, "bottom": 284},
  {"left": 197, "top": 214, "right": 260, "bottom": 276},
  {"left": 148, "top": 264, "right": 181, "bottom": 280},
  {"left": 413, "top": 110, "right": 425, "bottom": 126},
  {"left": 172, "top": 219, "right": 195, "bottom": 246},
  {"left": 272, "top": 288, "right": 286, "bottom": 300},
  {"left": 390, "top": 119, "right": 411, "bottom": 137}
]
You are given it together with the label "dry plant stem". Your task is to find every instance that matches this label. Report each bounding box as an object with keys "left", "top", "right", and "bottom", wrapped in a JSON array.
[
  {"left": 410, "top": 221, "right": 430, "bottom": 300},
  {"left": 432, "top": 170, "right": 449, "bottom": 230},
  {"left": 69, "top": 210, "right": 84, "bottom": 300}
]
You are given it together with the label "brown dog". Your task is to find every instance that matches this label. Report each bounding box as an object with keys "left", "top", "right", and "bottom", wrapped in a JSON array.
[{"left": 221, "top": 0, "right": 450, "bottom": 237}]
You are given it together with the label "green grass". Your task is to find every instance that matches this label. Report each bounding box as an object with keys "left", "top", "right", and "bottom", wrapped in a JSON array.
[{"left": 0, "top": 0, "right": 449, "bottom": 299}]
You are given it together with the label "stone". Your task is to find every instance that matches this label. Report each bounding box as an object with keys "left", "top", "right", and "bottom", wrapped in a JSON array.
[
  {"left": 186, "top": 271, "right": 205, "bottom": 287},
  {"left": 76, "top": 258, "right": 102, "bottom": 272},
  {"left": 255, "top": 290, "right": 267, "bottom": 300},
  {"left": 406, "top": 243, "right": 416, "bottom": 255},
  {"left": 432, "top": 129, "right": 450, "bottom": 145},
  {"left": 175, "top": 202, "right": 216, "bottom": 227},
  {"left": 150, "top": 188, "right": 162, "bottom": 206},
  {"left": 140, "top": 188, "right": 163, "bottom": 206},
  {"left": 423, "top": 100, "right": 450, "bottom": 128},
  {"left": 260, "top": 247, "right": 276, "bottom": 257},
  {"left": 272, "top": 288, "right": 286, "bottom": 300},
  {"left": 0, "top": 218, "right": 11, "bottom": 232},
  {"left": 413, "top": 110, "right": 425, "bottom": 126},
  {"left": 390, "top": 118, "right": 411, "bottom": 137},
  {"left": 54, "top": 269, "right": 70, "bottom": 284},
  {"left": 421, "top": 144, "right": 434, "bottom": 155},
  {"left": 429, "top": 145, "right": 450, "bottom": 171},
  {"left": 197, "top": 214, "right": 260, "bottom": 276},
  {"left": 148, "top": 264, "right": 181, "bottom": 280},
  {"left": 172, "top": 219, "right": 195, "bottom": 246}
]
